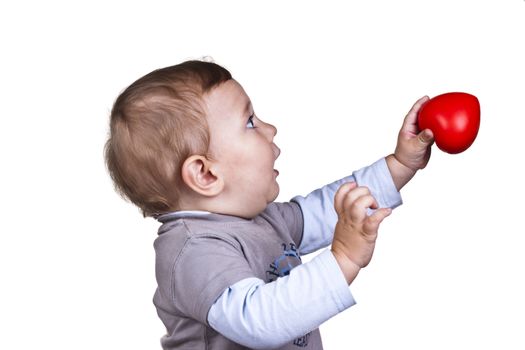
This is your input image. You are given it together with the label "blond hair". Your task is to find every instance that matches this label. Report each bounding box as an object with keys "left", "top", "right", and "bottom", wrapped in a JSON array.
[{"left": 104, "top": 60, "right": 232, "bottom": 216}]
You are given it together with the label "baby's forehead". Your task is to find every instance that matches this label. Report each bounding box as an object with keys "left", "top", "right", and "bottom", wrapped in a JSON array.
[
  {"left": 205, "top": 79, "right": 252, "bottom": 116},
  {"left": 210, "top": 79, "right": 249, "bottom": 100}
]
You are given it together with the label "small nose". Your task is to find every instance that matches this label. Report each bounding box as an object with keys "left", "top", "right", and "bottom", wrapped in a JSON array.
[
  {"left": 263, "top": 121, "right": 277, "bottom": 141},
  {"left": 268, "top": 123, "right": 277, "bottom": 138}
]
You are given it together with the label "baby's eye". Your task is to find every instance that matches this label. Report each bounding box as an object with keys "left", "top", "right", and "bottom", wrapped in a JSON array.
[{"left": 246, "top": 114, "right": 256, "bottom": 129}]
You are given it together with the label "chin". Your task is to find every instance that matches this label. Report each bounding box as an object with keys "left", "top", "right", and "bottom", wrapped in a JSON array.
[{"left": 270, "top": 184, "right": 280, "bottom": 202}]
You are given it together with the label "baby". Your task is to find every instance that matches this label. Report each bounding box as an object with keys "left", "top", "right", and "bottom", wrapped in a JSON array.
[{"left": 104, "top": 60, "right": 434, "bottom": 349}]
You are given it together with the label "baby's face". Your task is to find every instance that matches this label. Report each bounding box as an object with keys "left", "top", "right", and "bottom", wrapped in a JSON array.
[{"left": 204, "top": 80, "right": 281, "bottom": 217}]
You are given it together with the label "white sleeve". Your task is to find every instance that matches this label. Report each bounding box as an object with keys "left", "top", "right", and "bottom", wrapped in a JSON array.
[
  {"left": 292, "top": 157, "right": 402, "bottom": 254},
  {"left": 207, "top": 250, "right": 355, "bottom": 349}
]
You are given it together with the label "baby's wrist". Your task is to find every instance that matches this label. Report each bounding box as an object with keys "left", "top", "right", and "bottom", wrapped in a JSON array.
[
  {"left": 386, "top": 154, "right": 417, "bottom": 191},
  {"left": 331, "top": 248, "right": 361, "bottom": 285},
  {"left": 391, "top": 153, "right": 417, "bottom": 173}
]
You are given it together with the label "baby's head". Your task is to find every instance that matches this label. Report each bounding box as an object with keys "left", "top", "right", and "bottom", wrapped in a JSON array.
[{"left": 105, "top": 60, "right": 280, "bottom": 219}]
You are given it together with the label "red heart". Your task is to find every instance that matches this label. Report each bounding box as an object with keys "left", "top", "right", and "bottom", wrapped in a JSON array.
[{"left": 418, "top": 92, "right": 480, "bottom": 154}]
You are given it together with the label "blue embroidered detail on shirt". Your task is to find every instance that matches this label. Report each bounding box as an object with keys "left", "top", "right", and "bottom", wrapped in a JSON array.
[{"left": 265, "top": 243, "right": 301, "bottom": 282}]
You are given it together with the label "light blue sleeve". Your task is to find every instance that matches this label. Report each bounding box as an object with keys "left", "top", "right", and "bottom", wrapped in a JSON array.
[
  {"left": 207, "top": 157, "right": 402, "bottom": 348},
  {"left": 207, "top": 249, "right": 355, "bottom": 349},
  {"left": 292, "top": 157, "right": 402, "bottom": 254}
]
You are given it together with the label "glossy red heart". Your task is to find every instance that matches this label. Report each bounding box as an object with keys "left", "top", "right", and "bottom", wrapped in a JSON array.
[{"left": 418, "top": 92, "right": 480, "bottom": 154}]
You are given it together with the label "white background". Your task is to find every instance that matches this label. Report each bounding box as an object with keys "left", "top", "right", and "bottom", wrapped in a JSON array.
[{"left": 1, "top": 0, "right": 524, "bottom": 349}]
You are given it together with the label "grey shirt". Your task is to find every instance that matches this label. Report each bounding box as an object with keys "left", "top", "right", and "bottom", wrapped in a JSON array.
[{"left": 153, "top": 202, "right": 321, "bottom": 349}]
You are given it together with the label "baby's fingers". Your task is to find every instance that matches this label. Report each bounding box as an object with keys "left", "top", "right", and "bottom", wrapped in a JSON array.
[
  {"left": 363, "top": 207, "right": 393, "bottom": 234},
  {"left": 349, "top": 193, "right": 378, "bottom": 222},
  {"left": 402, "top": 96, "right": 429, "bottom": 133},
  {"left": 334, "top": 182, "right": 357, "bottom": 215}
]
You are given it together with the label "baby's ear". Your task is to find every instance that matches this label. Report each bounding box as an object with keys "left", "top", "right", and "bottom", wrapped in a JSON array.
[{"left": 181, "top": 155, "right": 224, "bottom": 197}]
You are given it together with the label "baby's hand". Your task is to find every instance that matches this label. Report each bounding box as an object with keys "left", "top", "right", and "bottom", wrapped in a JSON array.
[
  {"left": 331, "top": 182, "right": 392, "bottom": 284},
  {"left": 394, "top": 96, "right": 435, "bottom": 171}
]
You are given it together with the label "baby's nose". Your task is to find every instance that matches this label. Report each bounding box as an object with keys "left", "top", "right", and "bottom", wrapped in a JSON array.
[
  {"left": 267, "top": 123, "right": 277, "bottom": 138},
  {"left": 260, "top": 119, "right": 277, "bottom": 142}
]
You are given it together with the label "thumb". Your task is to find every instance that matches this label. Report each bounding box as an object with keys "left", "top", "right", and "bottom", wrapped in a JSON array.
[
  {"left": 416, "top": 129, "right": 435, "bottom": 148},
  {"left": 364, "top": 207, "right": 392, "bottom": 233},
  {"left": 371, "top": 207, "right": 393, "bottom": 224}
]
